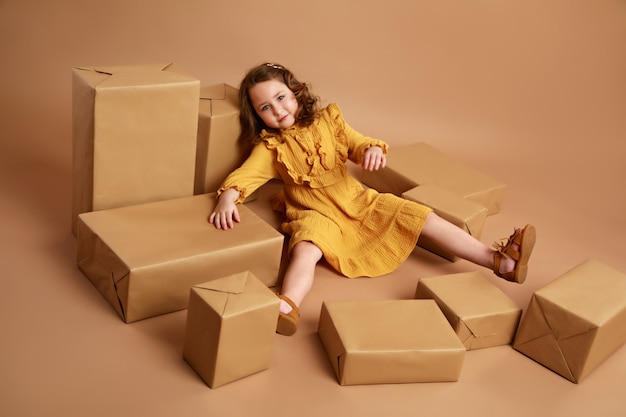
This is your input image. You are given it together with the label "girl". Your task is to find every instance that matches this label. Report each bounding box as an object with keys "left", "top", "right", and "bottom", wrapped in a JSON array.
[{"left": 209, "top": 62, "right": 535, "bottom": 336}]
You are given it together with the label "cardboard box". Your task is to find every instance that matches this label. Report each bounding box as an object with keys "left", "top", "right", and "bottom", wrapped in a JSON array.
[
  {"left": 513, "top": 259, "right": 626, "bottom": 383},
  {"left": 72, "top": 63, "right": 200, "bottom": 234},
  {"left": 76, "top": 193, "right": 284, "bottom": 323},
  {"left": 357, "top": 142, "right": 507, "bottom": 215},
  {"left": 194, "top": 84, "right": 247, "bottom": 195},
  {"left": 403, "top": 185, "right": 488, "bottom": 261},
  {"left": 415, "top": 272, "right": 522, "bottom": 350},
  {"left": 318, "top": 299, "right": 466, "bottom": 385},
  {"left": 183, "top": 271, "right": 280, "bottom": 388}
]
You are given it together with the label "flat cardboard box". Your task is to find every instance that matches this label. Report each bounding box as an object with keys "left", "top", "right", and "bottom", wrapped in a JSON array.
[
  {"left": 76, "top": 193, "right": 284, "bottom": 323},
  {"left": 513, "top": 259, "right": 626, "bottom": 383},
  {"left": 357, "top": 142, "right": 507, "bottom": 215},
  {"left": 403, "top": 184, "right": 488, "bottom": 261},
  {"left": 415, "top": 272, "right": 522, "bottom": 350},
  {"left": 72, "top": 63, "right": 200, "bottom": 234},
  {"left": 183, "top": 271, "right": 280, "bottom": 388},
  {"left": 194, "top": 84, "right": 247, "bottom": 195},
  {"left": 318, "top": 299, "right": 466, "bottom": 385}
]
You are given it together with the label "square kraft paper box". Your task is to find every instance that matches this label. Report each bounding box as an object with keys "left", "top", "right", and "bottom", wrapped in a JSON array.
[
  {"left": 194, "top": 84, "right": 248, "bottom": 195},
  {"left": 357, "top": 142, "right": 507, "bottom": 215},
  {"left": 71, "top": 63, "right": 200, "bottom": 234},
  {"left": 318, "top": 299, "right": 466, "bottom": 385},
  {"left": 415, "top": 272, "right": 522, "bottom": 350},
  {"left": 403, "top": 184, "right": 488, "bottom": 261},
  {"left": 76, "top": 193, "right": 284, "bottom": 323},
  {"left": 513, "top": 259, "right": 626, "bottom": 383},
  {"left": 183, "top": 271, "right": 280, "bottom": 389}
]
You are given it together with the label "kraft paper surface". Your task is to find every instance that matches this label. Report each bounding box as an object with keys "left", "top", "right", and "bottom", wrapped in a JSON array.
[
  {"left": 76, "top": 194, "right": 284, "bottom": 323},
  {"left": 513, "top": 259, "right": 626, "bottom": 383},
  {"left": 415, "top": 272, "right": 522, "bottom": 350},
  {"left": 318, "top": 299, "right": 466, "bottom": 385},
  {"left": 71, "top": 63, "right": 200, "bottom": 234},
  {"left": 357, "top": 142, "right": 507, "bottom": 215},
  {"left": 183, "top": 271, "right": 280, "bottom": 388}
]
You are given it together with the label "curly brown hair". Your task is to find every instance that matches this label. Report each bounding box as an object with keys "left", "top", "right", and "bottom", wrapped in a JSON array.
[{"left": 238, "top": 63, "right": 320, "bottom": 146}]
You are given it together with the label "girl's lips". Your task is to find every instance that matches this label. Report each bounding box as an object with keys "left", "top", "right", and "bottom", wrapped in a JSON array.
[{"left": 279, "top": 114, "right": 289, "bottom": 122}]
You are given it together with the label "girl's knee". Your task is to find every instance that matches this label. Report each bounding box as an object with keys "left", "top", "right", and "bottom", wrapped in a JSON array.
[{"left": 292, "top": 240, "right": 323, "bottom": 261}]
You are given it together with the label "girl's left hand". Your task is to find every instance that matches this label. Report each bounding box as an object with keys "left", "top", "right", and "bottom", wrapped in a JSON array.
[{"left": 362, "top": 146, "right": 386, "bottom": 171}]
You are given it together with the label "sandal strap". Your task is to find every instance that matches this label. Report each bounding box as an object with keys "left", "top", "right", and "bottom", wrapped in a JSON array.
[
  {"left": 493, "top": 251, "right": 515, "bottom": 282},
  {"left": 493, "top": 228, "right": 523, "bottom": 262},
  {"left": 277, "top": 294, "right": 300, "bottom": 317}
]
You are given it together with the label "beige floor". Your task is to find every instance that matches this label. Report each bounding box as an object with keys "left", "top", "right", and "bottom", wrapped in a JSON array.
[{"left": 2, "top": 1, "right": 625, "bottom": 416}]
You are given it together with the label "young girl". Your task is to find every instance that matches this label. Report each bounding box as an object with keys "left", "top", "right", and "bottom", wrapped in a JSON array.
[{"left": 209, "top": 62, "right": 536, "bottom": 336}]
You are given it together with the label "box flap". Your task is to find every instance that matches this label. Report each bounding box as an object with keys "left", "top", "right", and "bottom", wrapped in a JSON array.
[
  {"left": 193, "top": 271, "right": 249, "bottom": 295},
  {"left": 74, "top": 63, "right": 172, "bottom": 75},
  {"left": 200, "top": 84, "right": 227, "bottom": 100}
]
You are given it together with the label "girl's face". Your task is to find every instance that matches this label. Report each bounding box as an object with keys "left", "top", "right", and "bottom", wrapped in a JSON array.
[{"left": 248, "top": 79, "right": 299, "bottom": 129}]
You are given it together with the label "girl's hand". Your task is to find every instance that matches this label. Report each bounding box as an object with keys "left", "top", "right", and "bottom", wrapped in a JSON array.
[
  {"left": 208, "top": 188, "right": 241, "bottom": 230},
  {"left": 362, "top": 146, "right": 386, "bottom": 171}
]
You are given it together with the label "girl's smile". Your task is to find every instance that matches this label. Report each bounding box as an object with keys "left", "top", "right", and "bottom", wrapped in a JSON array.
[{"left": 248, "top": 79, "right": 299, "bottom": 129}]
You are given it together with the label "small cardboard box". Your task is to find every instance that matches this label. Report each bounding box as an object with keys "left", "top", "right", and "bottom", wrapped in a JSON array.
[
  {"left": 183, "top": 271, "right": 280, "bottom": 388},
  {"left": 357, "top": 142, "right": 507, "bottom": 215},
  {"left": 513, "top": 259, "right": 626, "bottom": 383},
  {"left": 415, "top": 272, "right": 522, "bottom": 350},
  {"left": 76, "top": 193, "right": 284, "bottom": 323},
  {"left": 403, "top": 185, "right": 488, "bottom": 261},
  {"left": 318, "top": 299, "right": 466, "bottom": 385},
  {"left": 72, "top": 63, "right": 200, "bottom": 234},
  {"left": 194, "top": 84, "right": 247, "bottom": 195}
]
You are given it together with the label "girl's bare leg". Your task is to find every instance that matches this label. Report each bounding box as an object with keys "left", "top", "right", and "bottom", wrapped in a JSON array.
[
  {"left": 279, "top": 241, "right": 323, "bottom": 314},
  {"left": 420, "top": 212, "right": 516, "bottom": 274}
]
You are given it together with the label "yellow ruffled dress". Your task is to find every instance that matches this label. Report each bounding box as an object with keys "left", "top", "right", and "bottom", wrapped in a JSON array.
[{"left": 218, "top": 103, "right": 432, "bottom": 278}]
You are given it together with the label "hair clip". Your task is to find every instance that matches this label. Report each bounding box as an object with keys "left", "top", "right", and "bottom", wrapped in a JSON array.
[{"left": 265, "top": 63, "right": 284, "bottom": 70}]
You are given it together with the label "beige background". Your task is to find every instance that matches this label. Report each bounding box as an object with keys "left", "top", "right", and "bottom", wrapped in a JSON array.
[{"left": 1, "top": 1, "right": 625, "bottom": 416}]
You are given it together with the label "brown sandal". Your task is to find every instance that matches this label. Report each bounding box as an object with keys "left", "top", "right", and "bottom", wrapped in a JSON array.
[
  {"left": 276, "top": 294, "right": 300, "bottom": 336},
  {"left": 493, "top": 224, "right": 536, "bottom": 284}
]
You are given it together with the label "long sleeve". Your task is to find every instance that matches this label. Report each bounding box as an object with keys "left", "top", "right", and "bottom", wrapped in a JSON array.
[
  {"left": 217, "top": 142, "right": 280, "bottom": 203},
  {"left": 329, "top": 104, "right": 389, "bottom": 165}
]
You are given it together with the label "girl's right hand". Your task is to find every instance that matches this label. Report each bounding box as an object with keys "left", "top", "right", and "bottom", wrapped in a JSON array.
[{"left": 208, "top": 188, "right": 241, "bottom": 230}]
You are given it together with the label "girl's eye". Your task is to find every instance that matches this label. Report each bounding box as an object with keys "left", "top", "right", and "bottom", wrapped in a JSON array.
[
  {"left": 261, "top": 104, "right": 270, "bottom": 111},
  {"left": 277, "top": 95, "right": 285, "bottom": 101}
]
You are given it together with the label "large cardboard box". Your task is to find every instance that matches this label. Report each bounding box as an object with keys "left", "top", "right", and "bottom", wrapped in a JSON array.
[
  {"left": 513, "top": 259, "right": 626, "bottom": 383},
  {"left": 72, "top": 63, "right": 200, "bottom": 234},
  {"left": 403, "top": 184, "right": 488, "bottom": 261},
  {"left": 357, "top": 142, "right": 507, "bottom": 215},
  {"left": 194, "top": 84, "right": 247, "bottom": 195},
  {"left": 318, "top": 299, "right": 466, "bottom": 385},
  {"left": 183, "top": 271, "right": 280, "bottom": 388},
  {"left": 76, "top": 193, "right": 284, "bottom": 323},
  {"left": 415, "top": 272, "right": 522, "bottom": 350}
]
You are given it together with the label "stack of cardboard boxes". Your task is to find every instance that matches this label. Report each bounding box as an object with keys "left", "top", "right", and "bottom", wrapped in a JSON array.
[{"left": 72, "top": 64, "right": 626, "bottom": 388}]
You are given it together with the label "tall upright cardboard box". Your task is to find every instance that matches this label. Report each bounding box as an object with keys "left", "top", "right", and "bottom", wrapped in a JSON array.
[
  {"left": 72, "top": 64, "right": 200, "bottom": 234},
  {"left": 194, "top": 84, "right": 247, "bottom": 195}
]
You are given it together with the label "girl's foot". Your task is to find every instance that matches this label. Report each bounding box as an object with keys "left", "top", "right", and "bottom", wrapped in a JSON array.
[
  {"left": 276, "top": 294, "right": 300, "bottom": 336},
  {"left": 493, "top": 225, "right": 536, "bottom": 284}
]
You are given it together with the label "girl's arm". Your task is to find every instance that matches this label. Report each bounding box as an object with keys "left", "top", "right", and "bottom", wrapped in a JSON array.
[
  {"left": 208, "top": 187, "right": 241, "bottom": 230},
  {"left": 331, "top": 104, "right": 389, "bottom": 168},
  {"left": 208, "top": 143, "right": 280, "bottom": 229}
]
